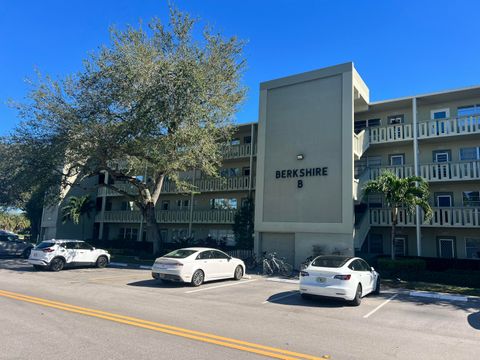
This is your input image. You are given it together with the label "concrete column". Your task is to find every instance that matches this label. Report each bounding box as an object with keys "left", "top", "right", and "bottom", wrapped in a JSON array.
[
  {"left": 413, "top": 97, "right": 422, "bottom": 256},
  {"left": 98, "top": 172, "right": 108, "bottom": 240},
  {"left": 248, "top": 123, "right": 255, "bottom": 198}
]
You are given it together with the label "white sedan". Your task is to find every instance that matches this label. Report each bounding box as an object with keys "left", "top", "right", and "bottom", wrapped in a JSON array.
[
  {"left": 151, "top": 247, "right": 245, "bottom": 286},
  {"left": 299, "top": 255, "right": 380, "bottom": 306}
]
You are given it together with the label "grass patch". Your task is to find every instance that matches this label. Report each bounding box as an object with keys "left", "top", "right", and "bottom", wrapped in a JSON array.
[{"left": 382, "top": 278, "right": 480, "bottom": 297}]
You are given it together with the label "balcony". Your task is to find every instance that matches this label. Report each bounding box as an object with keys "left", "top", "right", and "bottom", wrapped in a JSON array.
[
  {"left": 222, "top": 143, "right": 257, "bottom": 160},
  {"left": 368, "top": 161, "right": 480, "bottom": 182},
  {"left": 418, "top": 116, "right": 480, "bottom": 139},
  {"left": 96, "top": 209, "right": 238, "bottom": 224},
  {"left": 98, "top": 175, "right": 255, "bottom": 197},
  {"left": 370, "top": 207, "right": 480, "bottom": 228}
]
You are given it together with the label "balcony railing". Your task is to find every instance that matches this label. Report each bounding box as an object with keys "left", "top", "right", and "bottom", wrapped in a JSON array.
[
  {"left": 98, "top": 175, "right": 255, "bottom": 197},
  {"left": 96, "top": 209, "right": 238, "bottom": 224},
  {"left": 222, "top": 143, "right": 257, "bottom": 159},
  {"left": 368, "top": 161, "right": 480, "bottom": 182},
  {"left": 369, "top": 124, "right": 413, "bottom": 144},
  {"left": 370, "top": 207, "right": 480, "bottom": 228},
  {"left": 163, "top": 175, "right": 254, "bottom": 194},
  {"left": 418, "top": 116, "right": 480, "bottom": 139},
  {"left": 364, "top": 116, "right": 480, "bottom": 145}
]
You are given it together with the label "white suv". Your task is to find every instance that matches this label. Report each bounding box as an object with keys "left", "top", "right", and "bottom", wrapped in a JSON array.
[{"left": 28, "top": 239, "right": 110, "bottom": 271}]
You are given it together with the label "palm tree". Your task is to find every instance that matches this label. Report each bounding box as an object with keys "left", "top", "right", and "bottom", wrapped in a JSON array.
[
  {"left": 363, "top": 171, "right": 432, "bottom": 260},
  {"left": 61, "top": 195, "right": 95, "bottom": 239}
]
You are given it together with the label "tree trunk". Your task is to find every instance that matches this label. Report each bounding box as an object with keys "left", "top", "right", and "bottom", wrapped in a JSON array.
[{"left": 144, "top": 202, "right": 164, "bottom": 255}]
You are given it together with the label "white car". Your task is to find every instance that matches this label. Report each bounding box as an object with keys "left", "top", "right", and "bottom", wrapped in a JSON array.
[
  {"left": 299, "top": 255, "right": 380, "bottom": 306},
  {"left": 151, "top": 247, "right": 245, "bottom": 286},
  {"left": 28, "top": 239, "right": 110, "bottom": 272}
]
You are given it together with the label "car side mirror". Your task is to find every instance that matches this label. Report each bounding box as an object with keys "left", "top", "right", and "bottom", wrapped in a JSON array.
[
  {"left": 370, "top": 266, "right": 375, "bottom": 272},
  {"left": 91, "top": 247, "right": 95, "bottom": 251}
]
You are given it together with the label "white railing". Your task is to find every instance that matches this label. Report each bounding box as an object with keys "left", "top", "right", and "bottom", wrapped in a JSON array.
[
  {"left": 163, "top": 176, "right": 254, "bottom": 193},
  {"left": 98, "top": 176, "right": 255, "bottom": 197},
  {"left": 353, "top": 129, "right": 369, "bottom": 159},
  {"left": 222, "top": 144, "right": 257, "bottom": 159},
  {"left": 418, "top": 116, "right": 480, "bottom": 139},
  {"left": 370, "top": 207, "right": 480, "bottom": 228},
  {"left": 369, "top": 165, "right": 414, "bottom": 180},
  {"left": 354, "top": 211, "right": 371, "bottom": 249},
  {"left": 419, "top": 161, "right": 480, "bottom": 182},
  {"left": 96, "top": 209, "right": 238, "bottom": 224},
  {"left": 369, "top": 124, "right": 413, "bottom": 144}
]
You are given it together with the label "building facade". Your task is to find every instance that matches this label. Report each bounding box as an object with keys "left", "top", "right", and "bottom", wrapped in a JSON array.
[{"left": 41, "top": 62, "right": 480, "bottom": 265}]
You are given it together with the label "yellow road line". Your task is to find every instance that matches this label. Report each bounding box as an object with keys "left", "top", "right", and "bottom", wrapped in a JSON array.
[{"left": 0, "top": 289, "right": 328, "bottom": 360}]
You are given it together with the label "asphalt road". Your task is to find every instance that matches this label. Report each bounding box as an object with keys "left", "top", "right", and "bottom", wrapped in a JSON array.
[{"left": 0, "top": 258, "right": 478, "bottom": 360}]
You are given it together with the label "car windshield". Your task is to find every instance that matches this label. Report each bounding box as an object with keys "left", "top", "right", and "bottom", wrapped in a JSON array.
[
  {"left": 311, "top": 256, "right": 351, "bottom": 268},
  {"left": 36, "top": 242, "right": 55, "bottom": 249},
  {"left": 163, "top": 249, "right": 197, "bottom": 259}
]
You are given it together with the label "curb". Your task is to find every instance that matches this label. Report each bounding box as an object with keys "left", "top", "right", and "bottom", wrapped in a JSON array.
[
  {"left": 409, "top": 290, "right": 469, "bottom": 302},
  {"left": 109, "top": 262, "right": 152, "bottom": 270}
]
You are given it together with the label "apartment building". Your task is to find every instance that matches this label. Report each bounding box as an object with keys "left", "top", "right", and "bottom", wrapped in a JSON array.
[{"left": 40, "top": 62, "right": 480, "bottom": 265}]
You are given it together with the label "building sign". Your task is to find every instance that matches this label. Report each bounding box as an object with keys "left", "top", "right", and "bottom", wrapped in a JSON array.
[{"left": 275, "top": 167, "right": 328, "bottom": 188}]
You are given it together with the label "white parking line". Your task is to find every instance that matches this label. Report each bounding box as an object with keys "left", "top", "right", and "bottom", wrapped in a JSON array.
[
  {"left": 363, "top": 293, "right": 398, "bottom": 318},
  {"left": 262, "top": 291, "right": 299, "bottom": 304},
  {"left": 185, "top": 279, "right": 258, "bottom": 293}
]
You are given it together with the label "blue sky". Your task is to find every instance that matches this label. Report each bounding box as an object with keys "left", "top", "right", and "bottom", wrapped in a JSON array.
[{"left": 1, "top": 0, "right": 480, "bottom": 136}]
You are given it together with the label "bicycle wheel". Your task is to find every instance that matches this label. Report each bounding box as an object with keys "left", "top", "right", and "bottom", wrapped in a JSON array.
[
  {"left": 245, "top": 256, "right": 257, "bottom": 270},
  {"left": 262, "top": 259, "right": 273, "bottom": 276},
  {"left": 280, "top": 263, "right": 293, "bottom": 277}
]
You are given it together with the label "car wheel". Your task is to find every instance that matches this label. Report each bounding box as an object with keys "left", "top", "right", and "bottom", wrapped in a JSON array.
[
  {"left": 233, "top": 265, "right": 243, "bottom": 280},
  {"left": 33, "top": 265, "right": 44, "bottom": 271},
  {"left": 49, "top": 258, "right": 65, "bottom": 272},
  {"left": 22, "top": 248, "right": 32, "bottom": 259},
  {"left": 373, "top": 277, "right": 381, "bottom": 295},
  {"left": 191, "top": 270, "right": 204, "bottom": 287},
  {"left": 350, "top": 284, "right": 362, "bottom": 306},
  {"left": 96, "top": 256, "right": 108, "bottom": 268}
]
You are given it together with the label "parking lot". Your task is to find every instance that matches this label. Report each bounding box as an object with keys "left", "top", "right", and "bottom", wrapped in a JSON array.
[{"left": 0, "top": 258, "right": 479, "bottom": 360}]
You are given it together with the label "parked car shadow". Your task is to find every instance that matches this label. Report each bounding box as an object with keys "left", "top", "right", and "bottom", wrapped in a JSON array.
[
  {"left": 467, "top": 311, "right": 480, "bottom": 330},
  {"left": 265, "top": 290, "right": 347, "bottom": 308},
  {"left": 127, "top": 279, "right": 187, "bottom": 288}
]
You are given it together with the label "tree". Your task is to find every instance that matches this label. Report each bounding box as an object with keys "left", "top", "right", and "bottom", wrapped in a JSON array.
[
  {"left": 232, "top": 198, "right": 254, "bottom": 249},
  {"left": 0, "top": 211, "right": 30, "bottom": 233},
  {"left": 8, "top": 6, "right": 246, "bottom": 252},
  {"left": 363, "top": 171, "right": 432, "bottom": 260},
  {"left": 61, "top": 195, "right": 95, "bottom": 240}
]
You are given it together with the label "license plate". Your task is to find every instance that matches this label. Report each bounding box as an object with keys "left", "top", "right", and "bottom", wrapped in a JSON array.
[{"left": 316, "top": 277, "right": 326, "bottom": 283}]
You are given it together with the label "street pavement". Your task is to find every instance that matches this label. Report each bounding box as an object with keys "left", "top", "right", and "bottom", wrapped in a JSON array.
[{"left": 0, "top": 258, "right": 478, "bottom": 360}]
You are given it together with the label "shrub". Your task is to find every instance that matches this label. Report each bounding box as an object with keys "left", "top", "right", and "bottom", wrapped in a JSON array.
[{"left": 377, "top": 258, "right": 426, "bottom": 278}]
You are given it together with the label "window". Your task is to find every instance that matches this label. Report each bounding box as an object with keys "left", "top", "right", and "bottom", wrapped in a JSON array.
[
  {"left": 243, "top": 136, "right": 251, "bottom": 144},
  {"left": 433, "top": 150, "right": 450, "bottom": 163},
  {"left": 220, "top": 167, "right": 241, "bottom": 178},
  {"left": 312, "top": 256, "right": 351, "bottom": 268},
  {"left": 388, "top": 114, "right": 404, "bottom": 125},
  {"left": 394, "top": 237, "right": 406, "bottom": 256},
  {"left": 77, "top": 242, "right": 93, "bottom": 250},
  {"left": 119, "top": 228, "right": 138, "bottom": 241},
  {"left": 465, "top": 238, "right": 480, "bottom": 259},
  {"left": 389, "top": 154, "right": 404, "bottom": 166},
  {"left": 436, "top": 194, "right": 453, "bottom": 207},
  {"left": 230, "top": 138, "right": 240, "bottom": 145},
  {"left": 176, "top": 199, "right": 189, "bottom": 209},
  {"left": 208, "top": 229, "right": 235, "bottom": 246},
  {"left": 459, "top": 147, "right": 480, "bottom": 161},
  {"left": 161, "top": 200, "right": 170, "bottom": 210},
  {"left": 438, "top": 238, "right": 455, "bottom": 259},
  {"left": 242, "top": 167, "right": 250, "bottom": 176},
  {"left": 64, "top": 242, "right": 77, "bottom": 249},
  {"left": 431, "top": 108, "right": 450, "bottom": 120},
  {"left": 210, "top": 250, "right": 230, "bottom": 259},
  {"left": 105, "top": 200, "right": 112, "bottom": 211},
  {"left": 463, "top": 191, "right": 480, "bottom": 207},
  {"left": 210, "top": 198, "right": 237, "bottom": 209},
  {"left": 163, "top": 249, "right": 197, "bottom": 259}
]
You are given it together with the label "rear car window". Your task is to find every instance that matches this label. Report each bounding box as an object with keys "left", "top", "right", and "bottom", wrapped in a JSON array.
[
  {"left": 163, "top": 249, "right": 197, "bottom": 259},
  {"left": 36, "top": 242, "right": 56, "bottom": 249},
  {"left": 311, "top": 256, "right": 351, "bottom": 268}
]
